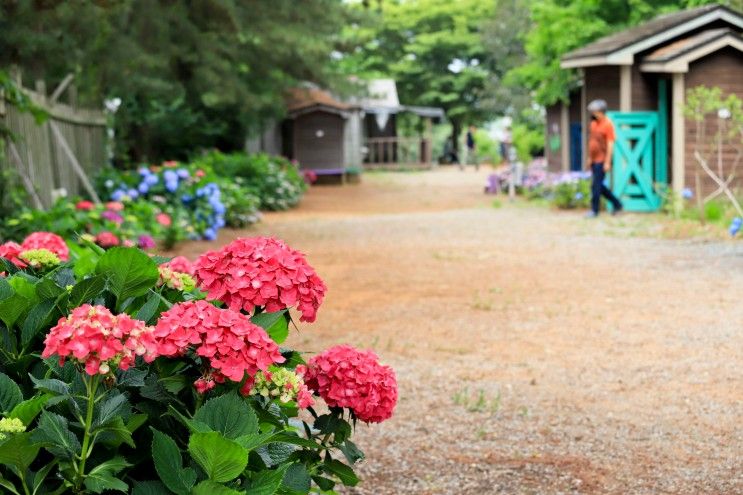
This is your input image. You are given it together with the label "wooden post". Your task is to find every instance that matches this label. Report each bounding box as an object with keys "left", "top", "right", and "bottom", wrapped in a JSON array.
[
  {"left": 672, "top": 72, "right": 685, "bottom": 201},
  {"left": 560, "top": 102, "right": 570, "bottom": 172},
  {"left": 580, "top": 69, "right": 587, "bottom": 168},
  {"left": 620, "top": 65, "right": 632, "bottom": 112}
]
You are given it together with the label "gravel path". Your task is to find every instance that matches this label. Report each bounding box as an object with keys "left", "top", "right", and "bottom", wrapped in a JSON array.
[{"left": 174, "top": 168, "right": 743, "bottom": 495}]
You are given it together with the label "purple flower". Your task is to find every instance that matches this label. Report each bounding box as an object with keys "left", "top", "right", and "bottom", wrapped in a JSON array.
[
  {"left": 101, "top": 210, "right": 124, "bottom": 224},
  {"left": 138, "top": 234, "right": 156, "bottom": 249}
]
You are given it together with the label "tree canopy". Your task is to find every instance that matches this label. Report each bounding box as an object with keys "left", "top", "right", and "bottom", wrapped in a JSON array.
[{"left": 0, "top": 0, "right": 353, "bottom": 163}]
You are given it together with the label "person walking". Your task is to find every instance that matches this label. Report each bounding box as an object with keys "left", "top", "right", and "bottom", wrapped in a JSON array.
[
  {"left": 464, "top": 125, "right": 479, "bottom": 171},
  {"left": 586, "top": 99, "right": 622, "bottom": 217}
]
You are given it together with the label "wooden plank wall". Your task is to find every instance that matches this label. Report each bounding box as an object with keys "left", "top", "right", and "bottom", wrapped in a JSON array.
[{"left": 1, "top": 83, "right": 106, "bottom": 208}]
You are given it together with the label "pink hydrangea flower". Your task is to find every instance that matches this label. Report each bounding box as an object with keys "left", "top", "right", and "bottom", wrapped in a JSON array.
[
  {"left": 41, "top": 304, "right": 157, "bottom": 375},
  {"left": 138, "top": 235, "right": 157, "bottom": 250},
  {"left": 156, "top": 213, "right": 172, "bottom": 227},
  {"left": 0, "top": 241, "right": 27, "bottom": 269},
  {"left": 76, "top": 200, "right": 94, "bottom": 211},
  {"left": 149, "top": 300, "right": 285, "bottom": 392},
  {"left": 301, "top": 345, "right": 398, "bottom": 423},
  {"left": 164, "top": 255, "right": 194, "bottom": 275},
  {"left": 95, "top": 231, "right": 120, "bottom": 248},
  {"left": 195, "top": 237, "right": 326, "bottom": 322},
  {"left": 21, "top": 232, "right": 69, "bottom": 261},
  {"left": 105, "top": 201, "right": 125, "bottom": 211}
]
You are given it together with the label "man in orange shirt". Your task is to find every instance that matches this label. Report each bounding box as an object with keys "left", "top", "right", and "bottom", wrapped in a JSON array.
[{"left": 586, "top": 99, "right": 622, "bottom": 217}]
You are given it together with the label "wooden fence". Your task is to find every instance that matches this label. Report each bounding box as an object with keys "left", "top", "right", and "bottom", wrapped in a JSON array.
[
  {"left": 364, "top": 136, "right": 434, "bottom": 170},
  {"left": 1, "top": 76, "right": 106, "bottom": 208}
]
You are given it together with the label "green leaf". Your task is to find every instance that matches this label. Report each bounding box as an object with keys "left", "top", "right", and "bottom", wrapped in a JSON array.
[
  {"left": 20, "top": 298, "right": 57, "bottom": 345},
  {"left": 0, "top": 372, "right": 22, "bottom": 413},
  {"left": 188, "top": 431, "right": 248, "bottom": 483},
  {"left": 0, "top": 278, "right": 13, "bottom": 302},
  {"left": 84, "top": 457, "right": 131, "bottom": 493},
  {"left": 32, "top": 460, "right": 57, "bottom": 495},
  {"left": 131, "top": 481, "right": 171, "bottom": 495},
  {"left": 233, "top": 432, "right": 276, "bottom": 452},
  {"left": 339, "top": 440, "right": 364, "bottom": 465},
  {"left": 167, "top": 405, "right": 211, "bottom": 434},
  {"left": 311, "top": 476, "right": 335, "bottom": 491},
  {"left": 9, "top": 394, "right": 49, "bottom": 425},
  {"left": 69, "top": 275, "right": 106, "bottom": 307},
  {"left": 150, "top": 428, "right": 196, "bottom": 495},
  {"left": 0, "top": 432, "right": 40, "bottom": 472},
  {"left": 31, "top": 411, "right": 80, "bottom": 460},
  {"left": 96, "top": 416, "right": 135, "bottom": 449},
  {"left": 256, "top": 443, "right": 296, "bottom": 468},
  {"left": 136, "top": 291, "right": 162, "bottom": 323},
  {"left": 251, "top": 310, "right": 289, "bottom": 344},
  {"left": 95, "top": 247, "right": 158, "bottom": 305},
  {"left": 0, "top": 258, "right": 19, "bottom": 277},
  {"left": 35, "top": 278, "right": 63, "bottom": 299},
  {"left": 192, "top": 480, "right": 245, "bottom": 495},
  {"left": 73, "top": 251, "right": 99, "bottom": 279},
  {"left": 245, "top": 465, "right": 290, "bottom": 495},
  {"left": 116, "top": 368, "right": 148, "bottom": 388},
  {"left": 281, "top": 463, "right": 311, "bottom": 493},
  {"left": 0, "top": 475, "right": 21, "bottom": 495},
  {"left": 323, "top": 459, "right": 359, "bottom": 487},
  {"left": 193, "top": 392, "right": 259, "bottom": 439},
  {"left": 93, "top": 392, "right": 130, "bottom": 428},
  {"left": 0, "top": 276, "right": 39, "bottom": 328},
  {"left": 30, "top": 375, "right": 70, "bottom": 396}
]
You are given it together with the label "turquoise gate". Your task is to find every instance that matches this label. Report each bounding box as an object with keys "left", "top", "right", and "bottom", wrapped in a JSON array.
[{"left": 606, "top": 110, "right": 667, "bottom": 212}]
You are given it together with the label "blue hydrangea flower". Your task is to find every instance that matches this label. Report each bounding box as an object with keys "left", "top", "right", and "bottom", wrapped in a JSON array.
[
  {"left": 138, "top": 183, "right": 149, "bottom": 194},
  {"left": 203, "top": 228, "right": 217, "bottom": 241},
  {"left": 111, "top": 189, "right": 126, "bottom": 201},
  {"left": 730, "top": 217, "right": 742, "bottom": 237},
  {"left": 682, "top": 188, "right": 693, "bottom": 199},
  {"left": 127, "top": 188, "right": 139, "bottom": 199},
  {"left": 181, "top": 194, "right": 193, "bottom": 204},
  {"left": 165, "top": 180, "right": 178, "bottom": 193},
  {"left": 176, "top": 169, "right": 190, "bottom": 179},
  {"left": 574, "top": 192, "right": 584, "bottom": 200},
  {"left": 163, "top": 170, "right": 178, "bottom": 183},
  {"left": 144, "top": 174, "right": 159, "bottom": 186}
]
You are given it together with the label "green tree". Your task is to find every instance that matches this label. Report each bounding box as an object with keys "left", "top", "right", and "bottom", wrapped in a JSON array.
[
  {"left": 0, "top": 0, "right": 354, "bottom": 163},
  {"left": 341, "top": 0, "right": 495, "bottom": 149}
]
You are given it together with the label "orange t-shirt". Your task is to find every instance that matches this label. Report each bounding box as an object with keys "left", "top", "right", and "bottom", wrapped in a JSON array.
[{"left": 588, "top": 117, "right": 615, "bottom": 164}]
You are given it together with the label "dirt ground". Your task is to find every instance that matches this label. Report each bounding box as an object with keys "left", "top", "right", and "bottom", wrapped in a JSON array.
[{"left": 173, "top": 168, "right": 743, "bottom": 495}]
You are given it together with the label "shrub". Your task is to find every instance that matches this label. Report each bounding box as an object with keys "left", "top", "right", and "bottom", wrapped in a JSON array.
[
  {"left": 2, "top": 198, "right": 161, "bottom": 250},
  {"left": 0, "top": 236, "right": 396, "bottom": 494},
  {"left": 551, "top": 178, "right": 591, "bottom": 209},
  {"left": 194, "top": 152, "right": 306, "bottom": 211}
]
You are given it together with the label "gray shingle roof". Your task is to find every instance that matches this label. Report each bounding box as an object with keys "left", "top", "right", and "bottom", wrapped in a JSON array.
[
  {"left": 642, "top": 28, "right": 741, "bottom": 63},
  {"left": 562, "top": 4, "right": 735, "bottom": 61}
]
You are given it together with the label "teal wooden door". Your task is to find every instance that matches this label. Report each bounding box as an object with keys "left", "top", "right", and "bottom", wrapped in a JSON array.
[{"left": 606, "top": 111, "right": 665, "bottom": 212}]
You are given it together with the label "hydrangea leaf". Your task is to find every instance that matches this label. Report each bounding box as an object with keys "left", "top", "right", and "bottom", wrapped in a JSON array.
[
  {"left": 187, "top": 431, "right": 248, "bottom": 483},
  {"left": 244, "top": 464, "right": 290, "bottom": 495},
  {"left": 0, "top": 372, "right": 23, "bottom": 414},
  {"left": 322, "top": 459, "right": 359, "bottom": 487},
  {"left": 193, "top": 392, "right": 258, "bottom": 439},
  {"left": 251, "top": 310, "right": 289, "bottom": 344},
  {"left": 9, "top": 394, "right": 49, "bottom": 426},
  {"left": 95, "top": 247, "right": 159, "bottom": 305},
  {"left": 31, "top": 411, "right": 81, "bottom": 460},
  {"left": 281, "top": 463, "right": 311, "bottom": 493},
  {"left": 68, "top": 275, "right": 106, "bottom": 307},
  {"left": 150, "top": 428, "right": 196, "bottom": 495},
  {"left": 0, "top": 432, "right": 40, "bottom": 473},
  {"left": 192, "top": 480, "right": 245, "bottom": 495}
]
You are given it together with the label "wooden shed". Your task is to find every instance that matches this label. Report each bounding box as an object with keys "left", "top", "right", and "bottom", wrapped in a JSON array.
[{"left": 553, "top": 4, "right": 743, "bottom": 211}]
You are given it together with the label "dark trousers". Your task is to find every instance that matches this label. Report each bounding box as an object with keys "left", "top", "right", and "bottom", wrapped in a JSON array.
[{"left": 591, "top": 163, "right": 622, "bottom": 214}]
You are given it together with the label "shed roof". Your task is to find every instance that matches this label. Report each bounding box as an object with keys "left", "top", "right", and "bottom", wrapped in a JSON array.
[
  {"left": 285, "top": 87, "right": 351, "bottom": 117},
  {"left": 640, "top": 27, "right": 743, "bottom": 72},
  {"left": 561, "top": 4, "right": 743, "bottom": 67}
]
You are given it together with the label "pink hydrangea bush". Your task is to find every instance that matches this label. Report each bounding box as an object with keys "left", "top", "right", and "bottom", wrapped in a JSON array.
[
  {"left": 41, "top": 304, "right": 157, "bottom": 375},
  {"left": 195, "top": 236, "right": 327, "bottom": 322},
  {"left": 163, "top": 255, "right": 194, "bottom": 275},
  {"left": 21, "top": 231, "right": 69, "bottom": 261},
  {"left": 149, "top": 300, "right": 285, "bottom": 390},
  {"left": 301, "top": 345, "right": 398, "bottom": 423}
]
